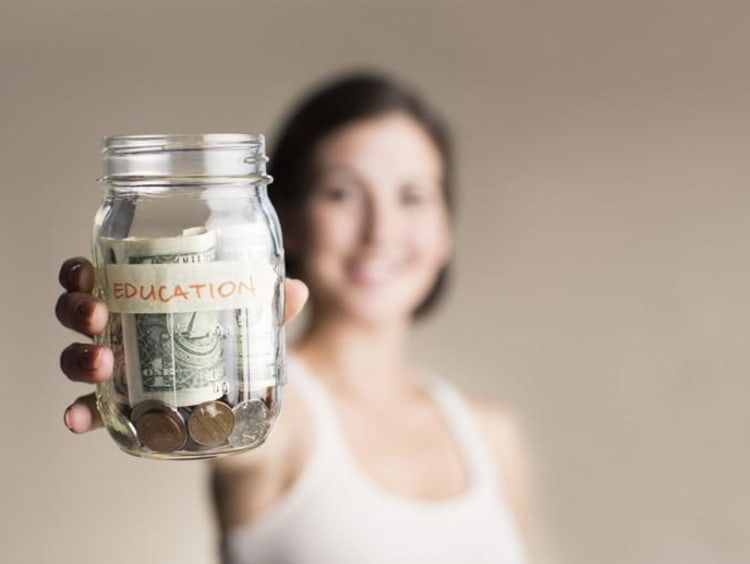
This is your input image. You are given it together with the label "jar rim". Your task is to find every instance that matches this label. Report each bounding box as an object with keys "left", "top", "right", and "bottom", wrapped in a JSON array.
[
  {"left": 103, "top": 133, "right": 265, "bottom": 155},
  {"left": 101, "top": 133, "right": 270, "bottom": 182}
]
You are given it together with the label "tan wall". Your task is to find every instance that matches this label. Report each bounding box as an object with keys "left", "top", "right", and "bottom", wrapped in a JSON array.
[{"left": 1, "top": 1, "right": 748, "bottom": 563}]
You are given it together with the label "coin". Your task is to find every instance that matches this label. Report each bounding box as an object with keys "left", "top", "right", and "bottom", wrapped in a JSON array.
[
  {"left": 228, "top": 399, "right": 270, "bottom": 447},
  {"left": 131, "top": 399, "right": 170, "bottom": 422},
  {"left": 131, "top": 400, "right": 187, "bottom": 453},
  {"left": 107, "top": 402, "right": 140, "bottom": 450},
  {"left": 187, "top": 401, "right": 235, "bottom": 447}
]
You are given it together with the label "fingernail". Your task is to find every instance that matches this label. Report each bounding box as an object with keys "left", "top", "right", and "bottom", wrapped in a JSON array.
[
  {"left": 63, "top": 407, "right": 75, "bottom": 432},
  {"left": 66, "top": 262, "right": 83, "bottom": 289},
  {"left": 80, "top": 347, "right": 99, "bottom": 371},
  {"left": 75, "top": 300, "right": 91, "bottom": 323}
]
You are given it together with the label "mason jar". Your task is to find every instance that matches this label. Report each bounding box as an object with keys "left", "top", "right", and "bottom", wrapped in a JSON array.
[{"left": 92, "top": 134, "right": 285, "bottom": 460}]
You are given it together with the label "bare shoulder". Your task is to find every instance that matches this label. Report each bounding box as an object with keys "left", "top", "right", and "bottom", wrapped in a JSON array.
[
  {"left": 470, "top": 398, "right": 525, "bottom": 463},
  {"left": 469, "top": 397, "right": 529, "bottom": 531}
]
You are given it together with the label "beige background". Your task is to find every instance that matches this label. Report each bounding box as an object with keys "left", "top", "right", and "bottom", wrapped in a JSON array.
[{"left": 1, "top": 1, "right": 749, "bottom": 563}]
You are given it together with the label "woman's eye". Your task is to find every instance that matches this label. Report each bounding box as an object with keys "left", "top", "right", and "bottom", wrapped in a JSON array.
[
  {"left": 320, "top": 185, "right": 357, "bottom": 202},
  {"left": 402, "top": 178, "right": 444, "bottom": 206},
  {"left": 401, "top": 186, "right": 428, "bottom": 205}
]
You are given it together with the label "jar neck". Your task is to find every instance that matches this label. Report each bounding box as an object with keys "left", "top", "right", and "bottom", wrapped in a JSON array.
[{"left": 100, "top": 134, "right": 273, "bottom": 186}]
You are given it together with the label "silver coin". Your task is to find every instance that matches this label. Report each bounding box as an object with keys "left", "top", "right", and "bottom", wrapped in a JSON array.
[{"left": 228, "top": 399, "right": 270, "bottom": 447}]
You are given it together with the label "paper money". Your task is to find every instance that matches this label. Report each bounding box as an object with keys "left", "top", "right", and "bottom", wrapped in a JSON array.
[
  {"left": 215, "top": 223, "right": 283, "bottom": 400},
  {"left": 107, "top": 229, "right": 226, "bottom": 407}
]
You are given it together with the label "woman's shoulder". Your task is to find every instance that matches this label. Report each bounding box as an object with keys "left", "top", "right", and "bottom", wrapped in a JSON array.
[
  {"left": 428, "top": 370, "right": 524, "bottom": 461},
  {"left": 423, "top": 369, "right": 525, "bottom": 468},
  {"left": 467, "top": 395, "right": 529, "bottom": 531},
  {"left": 468, "top": 397, "right": 524, "bottom": 454}
]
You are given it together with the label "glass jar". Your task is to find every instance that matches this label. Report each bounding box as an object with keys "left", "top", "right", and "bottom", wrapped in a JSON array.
[{"left": 92, "top": 134, "right": 285, "bottom": 460}]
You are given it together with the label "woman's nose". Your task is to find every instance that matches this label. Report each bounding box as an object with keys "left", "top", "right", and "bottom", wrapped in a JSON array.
[{"left": 361, "top": 196, "right": 396, "bottom": 247}]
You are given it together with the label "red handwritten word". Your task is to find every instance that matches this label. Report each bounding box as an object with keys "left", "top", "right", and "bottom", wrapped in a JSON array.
[{"left": 112, "top": 278, "right": 256, "bottom": 303}]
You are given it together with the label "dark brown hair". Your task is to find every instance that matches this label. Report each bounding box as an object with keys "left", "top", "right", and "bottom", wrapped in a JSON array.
[{"left": 268, "top": 71, "right": 454, "bottom": 317}]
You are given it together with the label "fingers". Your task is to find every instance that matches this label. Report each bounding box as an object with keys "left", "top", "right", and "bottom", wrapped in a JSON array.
[
  {"left": 59, "top": 257, "right": 96, "bottom": 293},
  {"left": 55, "top": 292, "right": 109, "bottom": 337},
  {"left": 58, "top": 258, "right": 107, "bottom": 434},
  {"left": 56, "top": 265, "right": 307, "bottom": 437},
  {"left": 63, "top": 393, "right": 103, "bottom": 434},
  {"left": 60, "top": 343, "right": 114, "bottom": 384},
  {"left": 56, "top": 257, "right": 107, "bottom": 338},
  {"left": 57, "top": 259, "right": 306, "bottom": 332},
  {"left": 283, "top": 278, "right": 309, "bottom": 325}
]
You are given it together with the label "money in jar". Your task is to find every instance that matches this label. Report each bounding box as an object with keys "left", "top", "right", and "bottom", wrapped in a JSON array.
[{"left": 92, "top": 134, "right": 285, "bottom": 460}]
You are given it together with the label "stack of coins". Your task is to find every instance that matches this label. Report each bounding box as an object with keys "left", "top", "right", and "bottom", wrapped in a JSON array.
[
  {"left": 131, "top": 400, "right": 188, "bottom": 453},
  {"left": 128, "top": 393, "right": 276, "bottom": 453}
]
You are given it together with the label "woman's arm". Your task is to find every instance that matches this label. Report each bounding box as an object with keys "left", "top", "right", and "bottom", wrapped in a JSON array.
[{"left": 211, "top": 383, "right": 313, "bottom": 532}]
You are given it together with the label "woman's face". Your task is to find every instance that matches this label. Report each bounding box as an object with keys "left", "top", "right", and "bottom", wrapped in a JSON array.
[{"left": 299, "top": 112, "right": 452, "bottom": 325}]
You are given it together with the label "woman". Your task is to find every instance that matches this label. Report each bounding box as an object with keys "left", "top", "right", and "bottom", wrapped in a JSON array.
[{"left": 56, "top": 73, "right": 528, "bottom": 564}]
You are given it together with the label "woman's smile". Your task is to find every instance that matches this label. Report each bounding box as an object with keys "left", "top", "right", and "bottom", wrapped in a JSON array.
[{"left": 346, "top": 254, "right": 404, "bottom": 287}]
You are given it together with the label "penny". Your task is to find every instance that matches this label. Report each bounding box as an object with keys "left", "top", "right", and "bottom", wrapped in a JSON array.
[
  {"left": 228, "top": 399, "right": 270, "bottom": 447},
  {"left": 131, "top": 399, "right": 172, "bottom": 422},
  {"left": 187, "top": 401, "right": 235, "bottom": 447},
  {"left": 131, "top": 400, "right": 187, "bottom": 453}
]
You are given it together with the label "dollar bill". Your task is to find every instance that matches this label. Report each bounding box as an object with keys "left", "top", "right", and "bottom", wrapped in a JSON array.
[
  {"left": 215, "top": 222, "right": 283, "bottom": 401},
  {"left": 108, "top": 228, "right": 225, "bottom": 407},
  {"left": 110, "top": 312, "right": 128, "bottom": 403}
]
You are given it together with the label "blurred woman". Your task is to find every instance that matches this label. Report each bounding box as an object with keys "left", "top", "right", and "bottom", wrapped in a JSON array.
[{"left": 56, "top": 72, "right": 528, "bottom": 564}]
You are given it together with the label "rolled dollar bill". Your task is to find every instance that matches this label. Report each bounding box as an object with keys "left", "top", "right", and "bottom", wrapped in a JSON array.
[
  {"left": 105, "top": 228, "right": 226, "bottom": 407},
  {"left": 215, "top": 223, "right": 283, "bottom": 400}
]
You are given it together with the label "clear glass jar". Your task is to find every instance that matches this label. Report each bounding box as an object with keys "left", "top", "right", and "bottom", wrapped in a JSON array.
[{"left": 92, "top": 134, "right": 285, "bottom": 460}]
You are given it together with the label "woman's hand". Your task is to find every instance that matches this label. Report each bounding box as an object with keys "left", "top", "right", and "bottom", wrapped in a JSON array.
[{"left": 55, "top": 257, "right": 309, "bottom": 434}]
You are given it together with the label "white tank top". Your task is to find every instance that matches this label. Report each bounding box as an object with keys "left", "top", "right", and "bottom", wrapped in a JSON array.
[{"left": 222, "top": 355, "right": 526, "bottom": 564}]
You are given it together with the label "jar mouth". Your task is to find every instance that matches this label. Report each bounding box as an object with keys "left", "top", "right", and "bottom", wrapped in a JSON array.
[
  {"left": 101, "top": 133, "right": 271, "bottom": 183},
  {"left": 104, "top": 133, "right": 264, "bottom": 154}
]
